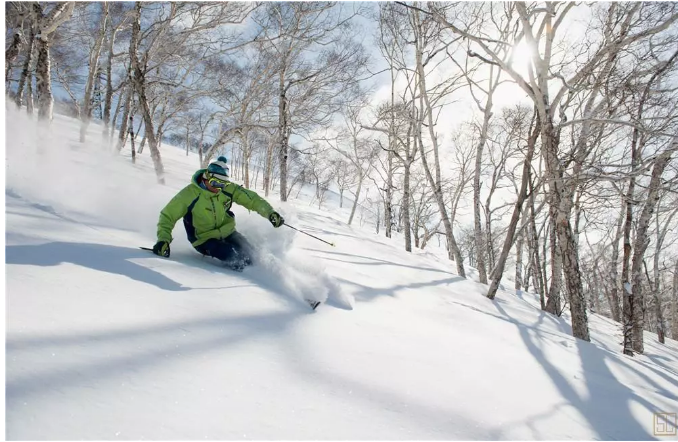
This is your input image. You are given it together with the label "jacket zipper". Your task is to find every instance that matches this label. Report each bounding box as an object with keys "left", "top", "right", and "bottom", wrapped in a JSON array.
[{"left": 210, "top": 198, "right": 218, "bottom": 229}]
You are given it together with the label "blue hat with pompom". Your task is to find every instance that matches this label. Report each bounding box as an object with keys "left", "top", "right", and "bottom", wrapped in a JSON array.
[{"left": 205, "top": 156, "right": 230, "bottom": 180}]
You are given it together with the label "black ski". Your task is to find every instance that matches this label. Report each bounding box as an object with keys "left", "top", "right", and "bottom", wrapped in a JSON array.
[{"left": 305, "top": 299, "right": 321, "bottom": 310}]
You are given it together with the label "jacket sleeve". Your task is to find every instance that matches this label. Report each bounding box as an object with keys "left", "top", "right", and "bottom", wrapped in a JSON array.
[
  {"left": 157, "top": 186, "right": 194, "bottom": 243},
  {"left": 226, "top": 183, "right": 275, "bottom": 219}
]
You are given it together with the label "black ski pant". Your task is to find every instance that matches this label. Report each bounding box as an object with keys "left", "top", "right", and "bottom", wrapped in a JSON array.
[{"left": 194, "top": 231, "right": 256, "bottom": 266}]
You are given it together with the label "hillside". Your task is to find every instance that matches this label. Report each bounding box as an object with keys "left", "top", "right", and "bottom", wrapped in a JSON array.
[{"left": 6, "top": 108, "right": 678, "bottom": 440}]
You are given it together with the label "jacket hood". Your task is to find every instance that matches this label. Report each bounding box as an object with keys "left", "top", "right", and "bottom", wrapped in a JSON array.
[{"left": 192, "top": 169, "right": 206, "bottom": 186}]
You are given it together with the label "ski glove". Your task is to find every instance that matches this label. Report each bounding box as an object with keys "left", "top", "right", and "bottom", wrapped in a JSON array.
[
  {"left": 269, "top": 212, "right": 284, "bottom": 228},
  {"left": 153, "top": 240, "right": 170, "bottom": 258}
]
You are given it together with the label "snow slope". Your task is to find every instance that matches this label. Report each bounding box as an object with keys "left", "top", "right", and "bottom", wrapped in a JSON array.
[{"left": 6, "top": 108, "right": 678, "bottom": 440}]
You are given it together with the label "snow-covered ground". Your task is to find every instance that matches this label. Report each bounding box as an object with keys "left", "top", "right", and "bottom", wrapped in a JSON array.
[{"left": 6, "top": 107, "right": 678, "bottom": 440}]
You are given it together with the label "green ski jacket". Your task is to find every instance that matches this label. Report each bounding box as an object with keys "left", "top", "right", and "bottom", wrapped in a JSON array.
[{"left": 157, "top": 170, "right": 275, "bottom": 247}]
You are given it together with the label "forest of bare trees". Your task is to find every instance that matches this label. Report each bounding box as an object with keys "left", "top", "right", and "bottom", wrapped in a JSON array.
[{"left": 6, "top": 1, "right": 678, "bottom": 355}]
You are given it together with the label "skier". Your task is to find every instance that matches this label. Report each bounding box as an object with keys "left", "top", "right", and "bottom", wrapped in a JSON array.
[{"left": 152, "top": 156, "right": 284, "bottom": 270}]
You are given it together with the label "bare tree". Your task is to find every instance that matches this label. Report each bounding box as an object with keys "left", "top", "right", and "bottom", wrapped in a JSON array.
[
  {"left": 12, "top": 2, "right": 74, "bottom": 120},
  {"left": 408, "top": 170, "right": 440, "bottom": 250},
  {"left": 320, "top": 99, "right": 378, "bottom": 225},
  {"left": 305, "top": 147, "right": 334, "bottom": 209},
  {"left": 125, "top": 2, "right": 255, "bottom": 182},
  {"left": 423, "top": 1, "right": 678, "bottom": 342},
  {"left": 33, "top": 2, "right": 75, "bottom": 121},
  {"left": 6, "top": 26, "right": 23, "bottom": 85},
  {"left": 621, "top": 47, "right": 678, "bottom": 354},
  {"left": 254, "top": 2, "right": 369, "bottom": 202},
  {"left": 12, "top": 2, "right": 37, "bottom": 110},
  {"left": 487, "top": 107, "right": 539, "bottom": 299},
  {"left": 52, "top": 60, "right": 80, "bottom": 118},
  {"left": 217, "top": 50, "right": 277, "bottom": 188},
  {"left": 333, "top": 157, "right": 355, "bottom": 209},
  {"left": 5, "top": 3, "right": 29, "bottom": 85},
  {"left": 447, "top": 3, "right": 517, "bottom": 284},
  {"left": 628, "top": 147, "right": 674, "bottom": 353},
  {"left": 79, "top": 2, "right": 108, "bottom": 142},
  {"left": 647, "top": 198, "right": 678, "bottom": 344},
  {"left": 607, "top": 202, "right": 625, "bottom": 322},
  {"left": 101, "top": 3, "right": 131, "bottom": 138},
  {"left": 673, "top": 260, "right": 678, "bottom": 340},
  {"left": 409, "top": 5, "right": 466, "bottom": 276}
]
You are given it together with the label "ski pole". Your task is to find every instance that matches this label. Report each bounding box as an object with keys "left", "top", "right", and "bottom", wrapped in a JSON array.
[{"left": 285, "top": 223, "right": 335, "bottom": 247}]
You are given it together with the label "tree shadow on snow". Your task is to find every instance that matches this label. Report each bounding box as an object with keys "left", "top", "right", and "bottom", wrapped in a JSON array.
[
  {"left": 334, "top": 274, "right": 465, "bottom": 303},
  {"left": 6, "top": 241, "right": 190, "bottom": 292},
  {"left": 489, "top": 300, "right": 658, "bottom": 440},
  {"left": 6, "top": 309, "right": 306, "bottom": 407},
  {"left": 303, "top": 248, "right": 457, "bottom": 277}
]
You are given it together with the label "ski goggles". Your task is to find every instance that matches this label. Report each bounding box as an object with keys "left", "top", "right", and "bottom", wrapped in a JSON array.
[{"left": 208, "top": 174, "right": 229, "bottom": 188}]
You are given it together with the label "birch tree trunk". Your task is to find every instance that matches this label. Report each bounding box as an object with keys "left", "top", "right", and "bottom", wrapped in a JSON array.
[
  {"left": 402, "top": 122, "right": 415, "bottom": 253},
  {"left": 473, "top": 114, "right": 489, "bottom": 283},
  {"left": 384, "top": 151, "right": 394, "bottom": 238},
  {"left": 34, "top": 35, "right": 53, "bottom": 122},
  {"left": 652, "top": 266, "right": 665, "bottom": 345},
  {"left": 15, "top": 22, "right": 36, "bottom": 110},
  {"left": 129, "top": 2, "right": 165, "bottom": 184},
  {"left": 25, "top": 63, "right": 34, "bottom": 115},
  {"left": 528, "top": 170, "right": 546, "bottom": 310},
  {"left": 413, "top": 9, "right": 465, "bottom": 277},
  {"left": 139, "top": 135, "right": 146, "bottom": 153},
  {"left": 386, "top": 56, "right": 397, "bottom": 240},
  {"left": 117, "top": 76, "right": 134, "bottom": 149},
  {"left": 6, "top": 31, "right": 23, "bottom": 85},
  {"left": 545, "top": 211, "right": 563, "bottom": 314},
  {"left": 129, "top": 113, "right": 136, "bottom": 163},
  {"left": 185, "top": 121, "right": 190, "bottom": 156},
  {"left": 622, "top": 180, "right": 637, "bottom": 354},
  {"left": 278, "top": 64, "right": 290, "bottom": 201},
  {"left": 652, "top": 204, "right": 678, "bottom": 343},
  {"left": 622, "top": 51, "right": 677, "bottom": 354},
  {"left": 515, "top": 223, "right": 524, "bottom": 291},
  {"left": 672, "top": 260, "right": 678, "bottom": 340},
  {"left": 540, "top": 113, "right": 589, "bottom": 340},
  {"left": 347, "top": 174, "right": 364, "bottom": 226},
  {"left": 33, "top": 2, "right": 75, "bottom": 122},
  {"left": 471, "top": 62, "right": 501, "bottom": 284},
  {"left": 630, "top": 149, "right": 673, "bottom": 353},
  {"left": 81, "top": 2, "right": 108, "bottom": 143},
  {"left": 264, "top": 135, "right": 275, "bottom": 197},
  {"left": 403, "top": 159, "right": 412, "bottom": 251},
  {"left": 240, "top": 129, "right": 251, "bottom": 188},
  {"left": 608, "top": 205, "right": 625, "bottom": 322},
  {"left": 102, "top": 24, "right": 121, "bottom": 138},
  {"left": 110, "top": 86, "right": 123, "bottom": 141},
  {"left": 487, "top": 112, "right": 539, "bottom": 300}
]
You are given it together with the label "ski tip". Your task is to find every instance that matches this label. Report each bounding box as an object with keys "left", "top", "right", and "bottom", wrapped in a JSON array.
[{"left": 305, "top": 299, "right": 321, "bottom": 311}]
